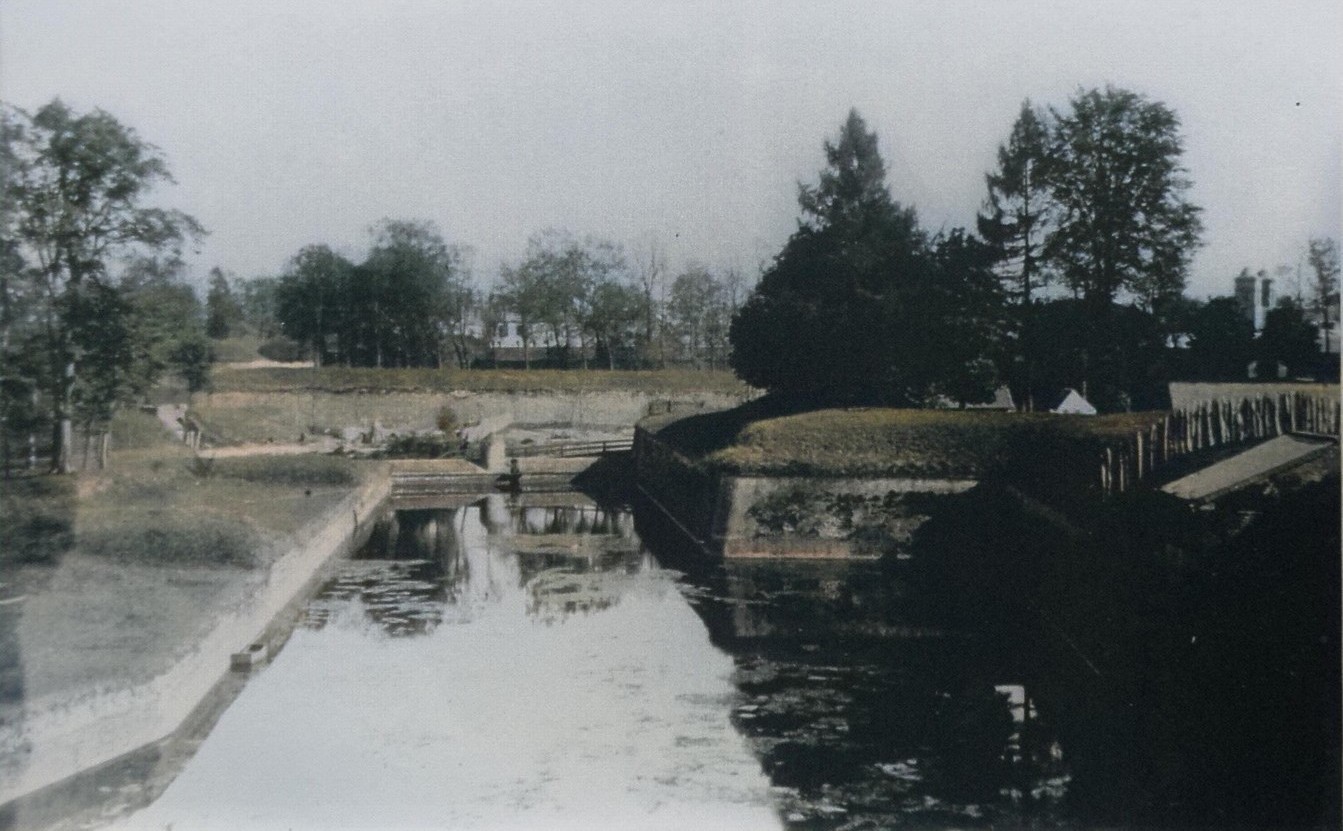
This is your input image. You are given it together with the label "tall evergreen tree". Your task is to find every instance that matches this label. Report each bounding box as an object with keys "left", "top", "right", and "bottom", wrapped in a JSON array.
[
  {"left": 731, "top": 110, "right": 1002, "bottom": 406},
  {"left": 977, "top": 101, "right": 1053, "bottom": 305}
]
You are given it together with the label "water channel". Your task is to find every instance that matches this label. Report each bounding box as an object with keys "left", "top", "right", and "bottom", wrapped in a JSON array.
[{"left": 108, "top": 495, "right": 1070, "bottom": 830}]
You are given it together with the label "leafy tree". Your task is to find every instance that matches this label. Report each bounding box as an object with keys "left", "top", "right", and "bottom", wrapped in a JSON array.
[
  {"left": 1028, "top": 299, "right": 1170, "bottom": 411},
  {"left": 4, "top": 99, "right": 203, "bottom": 472},
  {"left": 1257, "top": 299, "right": 1318, "bottom": 377},
  {"left": 1185, "top": 297, "right": 1254, "bottom": 380},
  {"left": 67, "top": 281, "right": 138, "bottom": 467},
  {"left": 357, "top": 219, "right": 467, "bottom": 368},
  {"left": 911, "top": 230, "right": 1007, "bottom": 405},
  {"left": 1045, "top": 86, "right": 1202, "bottom": 308},
  {"left": 119, "top": 255, "right": 206, "bottom": 396},
  {"left": 238, "top": 276, "right": 281, "bottom": 339},
  {"left": 630, "top": 235, "right": 668, "bottom": 367},
  {"left": 205, "top": 267, "right": 243, "bottom": 339},
  {"left": 500, "top": 230, "right": 626, "bottom": 369},
  {"left": 276, "top": 245, "right": 352, "bottom": 367},
  {"left": 1307, "top": 237, "right": 1338, "bottom": 352},
  {"left": 584, "top": 279, "right": 643, "bottom": 369},
  {"left": 169, "top": 332, "right": 212, "bottom": 395},
  {"left": 977, "top": 101, "right": 1053, "bottom": 304},
  {"left": 498, "top": 253, "right": 551, "bottom": 369},
  {"left": 667, "top": 266, "right": 728, "bottom": 370}
]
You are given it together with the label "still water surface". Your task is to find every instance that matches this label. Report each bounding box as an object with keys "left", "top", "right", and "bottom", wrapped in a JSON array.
[{"left": 115, "top": 497, "right": 1061, "bottom": 830}]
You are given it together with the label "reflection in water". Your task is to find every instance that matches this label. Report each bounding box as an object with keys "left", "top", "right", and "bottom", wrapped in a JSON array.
[
  {"left": 114, "top": 497, "right": 779, "bottom": 831},
  {"left": 102, "top": 476, "right": 1339, "bottom": 829},
  {"left": 646, "top": 525, "right": 1069, "bottom": 829}
]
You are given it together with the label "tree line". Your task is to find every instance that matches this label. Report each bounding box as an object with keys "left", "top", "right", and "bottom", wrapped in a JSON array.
[
  {"left": 3, "top": 89, "right": 1338, "bottom": 473},
  {"left": 206, "top": 227, "right": 748, "bottom": 372},
  {"left": 732, "top": 88, "right": 1338, "bottom": 412}
]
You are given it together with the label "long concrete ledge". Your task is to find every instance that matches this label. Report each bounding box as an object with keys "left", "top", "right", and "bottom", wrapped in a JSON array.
[{"left": 0, "top": 469, "right": 391, "bottom": 810}]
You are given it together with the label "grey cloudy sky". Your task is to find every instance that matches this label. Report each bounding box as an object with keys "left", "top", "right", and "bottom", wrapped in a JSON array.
[{"left": 2, "top": 0, "right": 1339, "bottom": 298}]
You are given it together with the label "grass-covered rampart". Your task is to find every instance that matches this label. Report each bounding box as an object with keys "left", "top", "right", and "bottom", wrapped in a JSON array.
[
  {"left": 211, "top": 365, "right": 750, "bottom": 395},
  {"left": 648, "top": 401, "right": 1165, "bottom": 483}
]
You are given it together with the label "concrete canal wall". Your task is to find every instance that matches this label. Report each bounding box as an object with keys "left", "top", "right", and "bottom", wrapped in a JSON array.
[
  {"left": 0, "top": 471, "right": 391, "bottom": 808},
  {"left": 634, "top": 427, "right": 975, "bottom": 559}
]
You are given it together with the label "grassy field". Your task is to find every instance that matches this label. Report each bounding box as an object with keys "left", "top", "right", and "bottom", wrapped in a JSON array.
[
  {"left": 1, "top": 410, "right": 366, "bottom": 570},
  {"left": 210, "top": 365, "right": 750, "bottom": 395},
  {"left": 650, "top": 403, "right": 1167, "bottom": 478},
  {"left": 1, "top": 408, "right": 373, "bottom": 707}
]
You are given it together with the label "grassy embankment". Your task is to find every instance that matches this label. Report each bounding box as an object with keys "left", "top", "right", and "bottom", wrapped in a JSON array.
[
  {"left": 648, "top": 402, "right": 1164, "bottom": 481},
  {"left": 209, "top": 365, "right": 749, "bottom": 394},
  {"left": 0, "top": 409, "right": 368, "bottom": 701},
  {"left": 0, "top": 410, "right": 363, "bottom": 570},
  {"left": 194, "top": 366, "right": 751, "bottom": 445}
]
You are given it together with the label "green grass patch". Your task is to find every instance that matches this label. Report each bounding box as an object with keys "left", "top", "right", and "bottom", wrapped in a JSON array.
[
  {"left": 78, "top": 511, "right": 265, "bottom": 568},
  {"left": 210, "top": 366, "right": 750, "bottom": 395},
  {"left": 202, "top": 454, "right": 360, "bottom": 487},
  {"left": 651, "top": 402, "right": 1166, "bottom": 480},
  {"left": 109, "top": 408, "right": 172, "bottom": 449},
  {"left": 0, "top": 475, "right": 76, "bottom": 565}
]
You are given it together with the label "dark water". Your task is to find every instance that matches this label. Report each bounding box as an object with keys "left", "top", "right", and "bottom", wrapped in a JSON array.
[{"left": 111, "top": 491, "right": 1336, "bottom": 830}]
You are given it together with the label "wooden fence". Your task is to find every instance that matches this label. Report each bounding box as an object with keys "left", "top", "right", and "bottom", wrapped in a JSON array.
[
  {"left": 509, "top": 438, "right": 634, "bottom": 458},
  {"left": 1099, "top": 392, "right": 1340, "bottom": 496}
]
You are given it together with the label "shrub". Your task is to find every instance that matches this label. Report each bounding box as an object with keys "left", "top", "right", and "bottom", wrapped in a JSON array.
[
  {"left": 0, "top": 477, "right": 76, "bottom": 565},
  {"left": 436, "top": 405, "right": 459, "bottom": 433},
  {"left": 256, "top": 336, "right": 305, "bottom": 362},
  {"left": 381, "top": 434, "right": 460, "bottom": 459}
]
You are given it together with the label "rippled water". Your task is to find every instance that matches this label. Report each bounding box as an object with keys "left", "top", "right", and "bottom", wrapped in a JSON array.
[{"left": 113, "top": 496, "right": 1066, "bottom": 830}]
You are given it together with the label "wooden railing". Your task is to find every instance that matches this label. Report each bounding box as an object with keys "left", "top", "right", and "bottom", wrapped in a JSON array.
[
  {"left": 509, "top": 438, "right": 635, "bottom": 458},
  {"left": 1099, "top": 392, "right": 1339, "bottom": 496}
]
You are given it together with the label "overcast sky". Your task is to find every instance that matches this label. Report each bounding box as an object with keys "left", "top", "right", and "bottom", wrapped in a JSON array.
[{"left": 2, "top": 0, "right": 1339, "bottom": 298}]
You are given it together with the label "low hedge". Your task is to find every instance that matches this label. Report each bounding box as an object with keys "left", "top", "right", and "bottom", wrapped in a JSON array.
[{"left": 202, "top": 454, "right": 359, "bottom": 487}]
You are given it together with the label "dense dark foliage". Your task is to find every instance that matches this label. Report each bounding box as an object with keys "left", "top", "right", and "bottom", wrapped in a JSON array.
[{"left": 731, "top": 110, "right": 1005, "bottom": 406}]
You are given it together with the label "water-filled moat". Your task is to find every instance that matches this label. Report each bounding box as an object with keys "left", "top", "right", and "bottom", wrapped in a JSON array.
[
  {"left": 103, "top": 497, "right": 1067, "bottom": 829},
  {"left": 108, "top": 486, "right": 1337, "bottom": 829}
]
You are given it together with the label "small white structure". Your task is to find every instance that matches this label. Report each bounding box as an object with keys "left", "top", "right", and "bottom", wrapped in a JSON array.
[{"left": 1050, "top": 388, "right": 1096, "bottom": 416}]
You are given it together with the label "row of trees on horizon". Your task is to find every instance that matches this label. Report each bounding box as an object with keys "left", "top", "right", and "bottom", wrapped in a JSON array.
[
  {"left": 1, "top": 90, "right": 1339, "bottom": 473},
  {"left": 207, "top": 225, "right": 750, "bottom": 373}
]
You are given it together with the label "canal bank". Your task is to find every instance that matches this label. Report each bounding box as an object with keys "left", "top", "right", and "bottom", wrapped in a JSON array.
[{"left": 0, "top": 469, "right": 391, "bottom": 825}]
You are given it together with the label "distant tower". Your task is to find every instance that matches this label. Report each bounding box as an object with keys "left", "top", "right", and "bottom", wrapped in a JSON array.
[{"left": 1232, "top": 269, "right": 1274, "bottom": 331}]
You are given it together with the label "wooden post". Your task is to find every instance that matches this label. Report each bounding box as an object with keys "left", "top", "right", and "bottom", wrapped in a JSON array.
[{"left": 1136, "top": 431, "right": 1145, "bottom": 480}]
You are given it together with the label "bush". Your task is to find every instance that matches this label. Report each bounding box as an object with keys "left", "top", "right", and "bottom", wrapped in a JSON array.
[
  {"left": 381, "top": 434, "right": 460, "bottom": 459},
  {"left": 0, "top": 476, "right": 76, "bottom": 565},
  {"left": 257, "top": 336, "right": 305, "bottom": 362},
  {"left": 436, "top": 405, "right": 459, "bottom": 433}
]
